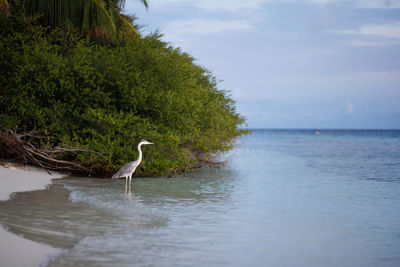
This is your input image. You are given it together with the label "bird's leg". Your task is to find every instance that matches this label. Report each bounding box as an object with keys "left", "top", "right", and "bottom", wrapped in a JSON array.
[{"left": 124, "top": 175, "right": 130, "bottom": 192}]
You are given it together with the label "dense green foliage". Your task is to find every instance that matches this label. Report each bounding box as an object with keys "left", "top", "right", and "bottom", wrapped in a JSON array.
[{"left": 0, "top": 6, "right": 247, "bottom": 176}]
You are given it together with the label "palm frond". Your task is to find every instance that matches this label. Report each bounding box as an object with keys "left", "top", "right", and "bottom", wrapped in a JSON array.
[
  {"left": 20, "top": 0, "right": 147, "bottom": 40},
  {"left": 118, "top": 13, "right": 137, "bottom": 35},
  {"left": 0, "top": 0, "right": 10, "bottom": 13},
  {"left": 92, "top": 0, "right": 117, "bottom": 33}
]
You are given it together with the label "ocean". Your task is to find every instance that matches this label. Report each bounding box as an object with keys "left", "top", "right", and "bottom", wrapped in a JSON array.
[{"left": 1, "top": 129, "right": 400, "bottom": 266}]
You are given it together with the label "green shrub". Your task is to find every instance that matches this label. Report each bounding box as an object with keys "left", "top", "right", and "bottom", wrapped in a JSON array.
[{"left": 0, "top": 8, "right": 248, "bottom": 176}]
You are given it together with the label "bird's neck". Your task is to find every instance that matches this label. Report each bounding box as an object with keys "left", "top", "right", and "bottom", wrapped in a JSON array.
[{"left": 137, "top": 143, "right": 143, "bottom": 163}]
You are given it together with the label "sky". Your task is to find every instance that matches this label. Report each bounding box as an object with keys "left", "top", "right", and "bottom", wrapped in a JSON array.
[{"left": 124, "top": 0, "right": 400, "bottom": 129}]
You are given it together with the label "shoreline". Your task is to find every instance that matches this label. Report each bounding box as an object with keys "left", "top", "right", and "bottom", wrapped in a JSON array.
[{"left": 0, "top": 164, "right": 62, "bottom": 267}]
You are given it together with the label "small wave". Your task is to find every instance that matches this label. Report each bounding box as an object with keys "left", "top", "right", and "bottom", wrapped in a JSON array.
[
  {"left": 68, "top": 191, "right": 82, "bottom": 203},
  {"left": 40, "top": 248, "right": 67, "bottom": 267}
]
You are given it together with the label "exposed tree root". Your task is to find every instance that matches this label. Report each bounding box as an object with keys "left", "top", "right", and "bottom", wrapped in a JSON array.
[
  {"left": 0, "top": 128, "right": 93, "bottom": 174},
  {"left": 0, "top": 128, "right": 227, "bottom": 177}
]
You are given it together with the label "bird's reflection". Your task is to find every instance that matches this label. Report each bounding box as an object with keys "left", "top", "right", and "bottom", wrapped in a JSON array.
[{"left": 124, "top": 183, "right": 141, "bottom": 203}]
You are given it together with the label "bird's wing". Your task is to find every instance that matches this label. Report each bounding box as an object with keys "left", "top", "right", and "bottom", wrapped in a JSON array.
[{"left": 112, "top": 161, "right": 139, "bottom": 178}]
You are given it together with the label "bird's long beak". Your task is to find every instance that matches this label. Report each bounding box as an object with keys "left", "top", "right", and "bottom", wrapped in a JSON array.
[{"left": 149, "top": 142, "right": 154, "bottom": 145}]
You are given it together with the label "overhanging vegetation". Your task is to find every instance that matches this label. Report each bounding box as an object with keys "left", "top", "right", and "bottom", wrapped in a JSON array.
[{"left": 0, "top": 1, "right": 248, "bottom": 176}]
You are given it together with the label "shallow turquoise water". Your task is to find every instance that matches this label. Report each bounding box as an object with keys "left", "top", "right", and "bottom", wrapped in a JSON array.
[{"left": 1, "top": 130, "right": 400, "bottom": 266}]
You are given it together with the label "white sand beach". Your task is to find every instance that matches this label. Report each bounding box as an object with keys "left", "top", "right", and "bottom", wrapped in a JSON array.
[{"left": 0, "top": 165, "right": 62, "bottom": 267}]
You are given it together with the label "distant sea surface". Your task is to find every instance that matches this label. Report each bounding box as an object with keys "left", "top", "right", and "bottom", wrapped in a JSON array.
[{"left": 1, "top": 129, "right": 400, "bottom": 266}]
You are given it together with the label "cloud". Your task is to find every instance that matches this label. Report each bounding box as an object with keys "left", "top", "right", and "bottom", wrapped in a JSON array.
[
  {"left": 136, "top": 0, "right": 338, "bottom": 13},
  {"left": 345, "top": 41, "right": 383, "bottom": 47},
  {"left": 308, "top": 0, "right": 400, "bottom": 9},
  {"left": 192, "top": 0, "right": 265, "bottom": 12},
  {"left": 355, "top": 0, "right": 400, "bottom": 9},
  {"left": 140, "top": 0, "right": 265, "bottom": 12},
  {"left": 165, "top": 19, "right": 254, "bottom": 36},
  {"left": 139, "top": 0, "right": 400, "bottom": 11},
  {"left": 360, "top": 22, "right": 400, "bottom": 38},
  {"left": 329, "top": 22, "right": 400, "bottom": 39},
  {"left": 345, "top": 40, "right": 400, "bottom": 47}
]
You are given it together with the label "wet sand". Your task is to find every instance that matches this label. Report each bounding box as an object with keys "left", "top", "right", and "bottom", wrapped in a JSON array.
[{"left": 0, "top": 165, "right": 62, "bottom": 267}]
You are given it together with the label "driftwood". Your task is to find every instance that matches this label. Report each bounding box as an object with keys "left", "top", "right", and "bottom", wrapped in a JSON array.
[{"left": 0, "top": 128, "right": 93, "bottom": 174}]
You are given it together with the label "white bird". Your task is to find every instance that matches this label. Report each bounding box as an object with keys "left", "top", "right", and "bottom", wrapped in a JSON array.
[{"left": 112, "top": 140, "right": 154, "bottom": 185}]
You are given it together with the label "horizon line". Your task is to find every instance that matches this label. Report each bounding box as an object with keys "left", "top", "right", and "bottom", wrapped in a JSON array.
[{"left": 245, "top": 128, "right": 400, "bottom": 131}]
